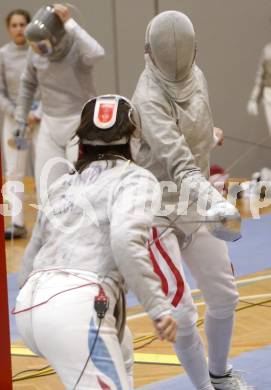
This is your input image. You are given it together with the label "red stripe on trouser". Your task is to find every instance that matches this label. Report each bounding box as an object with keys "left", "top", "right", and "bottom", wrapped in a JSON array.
[
  {"left": 148, "top": 242, "right": 169, "bottom": 296},
  {"left": 152, "top": 227, "right": 185, "bottom": 307},
  {"left": 97, "top": 376, "right": 112, "bottom": 390}
]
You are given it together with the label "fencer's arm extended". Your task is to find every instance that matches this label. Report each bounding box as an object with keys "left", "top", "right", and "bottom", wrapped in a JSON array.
[
  {"left": 19, "top": 212, "right": 44, "bottom": 287},
  {"left": 134, "top": 99, "right": 241, "bottom": 240},
  {"left": 64, "top": 19, "right": 105, "bottom": 66},
  {"left": 0, "top": 49, "right": 16, "bottom": 117},
  {"left": 110, "top": 168, "right": 172, "bottom": 321},
  {"left": 249, "top": 48, "right": 265, "bottom": 104},
  {"left": 15, "top": 51, "right": 38, "bottom": 124},
  {"left": 135, "top": 98, "right": 226, "bottom": 206}
]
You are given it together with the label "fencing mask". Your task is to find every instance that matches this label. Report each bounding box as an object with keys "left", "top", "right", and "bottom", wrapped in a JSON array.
[
  {"left": 25, "top": 5, "right": 65, "bottom": 56},
  {"left": 145, "top": 10, "right": 196, "bottom": 82}
]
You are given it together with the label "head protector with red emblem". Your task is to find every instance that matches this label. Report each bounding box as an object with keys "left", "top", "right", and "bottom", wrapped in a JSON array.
[{"left": 76, "top": 95, "right": 141, "bottom": 146}]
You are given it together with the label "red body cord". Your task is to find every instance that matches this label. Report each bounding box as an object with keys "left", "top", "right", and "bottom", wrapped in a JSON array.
[{"left": 12, "top": 269, "right": 107, "bottom": 315}]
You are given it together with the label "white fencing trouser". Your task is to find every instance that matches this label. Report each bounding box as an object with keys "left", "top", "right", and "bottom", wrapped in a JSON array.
[
  {"left": 2, "top": 114, "right": 38, "bottom": 227},
  {"left": 262, "top": 87, "right": 271, "bottom": 136},
  {"left": 35, "top": 113, "right": 80, "bottom": 203},
  {"left": 15, "top": 270, "right": 130, "bottom": 390},
  {"left": 180, "top": 226, "right": 239, "bottom": 321},
  {"left": 148, "top": 226, "right": 228, "bottom": 388}
]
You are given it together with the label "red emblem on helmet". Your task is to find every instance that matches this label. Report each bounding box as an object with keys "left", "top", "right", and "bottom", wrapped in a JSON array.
[
  {"left": 93, "top": 97, "right": 119, "bottom": 129},
  {"left": 98, "top": 103, "right": 115, "bottom": 124}
]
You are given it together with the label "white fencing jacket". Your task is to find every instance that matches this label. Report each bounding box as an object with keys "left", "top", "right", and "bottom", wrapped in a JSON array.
[
  {"left": 15, "top": 18, "right": 104, "bottom": 123},
  {"left": 20, "top": 160, "right": 171, "bottom": 321},
  {"left": 0, "top": 41, "right": 40, "bottom": 118}
]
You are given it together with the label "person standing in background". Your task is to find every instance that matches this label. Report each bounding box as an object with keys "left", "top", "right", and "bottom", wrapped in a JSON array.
[
  {"left": 15, "top": 4, "right": 105, "bottom": 202},
  {"left": 0, "top": 9, "right": 41, "bottom": 239},
  {"left": 247, "top": 43, "right": 271, "bottom": 187},
  {"left": 247, "top": 42, "right": 271, "bottom": 135}
]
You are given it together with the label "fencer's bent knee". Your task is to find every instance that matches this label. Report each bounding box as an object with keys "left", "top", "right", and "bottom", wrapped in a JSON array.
[{"left": 206, "top": 286, "right": 239, "bottom": 320}]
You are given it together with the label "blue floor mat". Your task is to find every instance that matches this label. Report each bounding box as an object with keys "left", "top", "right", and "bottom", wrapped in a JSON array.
[
  {"left": 140, "top": 345, "right": 271, "bottom": 390},
  {"left": 228, "top": 213, "right": 271, "bottom": 277}
]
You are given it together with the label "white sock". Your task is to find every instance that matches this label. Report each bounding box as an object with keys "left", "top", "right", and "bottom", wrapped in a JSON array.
[
  {"left": 174, "top": 327, "right": 214, "bottom": 390},
  {"left": 205, "top": 312, "right": 234, "bottom": 376}
]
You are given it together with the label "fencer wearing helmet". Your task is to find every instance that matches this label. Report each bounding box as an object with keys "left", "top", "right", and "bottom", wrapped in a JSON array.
[
  {"left": 247, "top": 42, "right": 271, "bottom": 194},
  {"left": 0, "top": 9, "right": 41, "bottom": 239},
  {"left": 14, "top": 4, "right": 105, "bottom": 201},
  {"left": 247, "top": 41, "right": 271, "bottom": 136},
  {"left": 132, "top": 11, "right": 252, "bottom": 390},
  {"left": 14, "top": 95, "right": 177, "bottom": 390}
]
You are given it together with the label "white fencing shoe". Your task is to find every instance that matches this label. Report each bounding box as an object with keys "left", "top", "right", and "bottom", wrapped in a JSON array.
[{"left": 210, "top": 368, "right": 255, "bottom": 390}]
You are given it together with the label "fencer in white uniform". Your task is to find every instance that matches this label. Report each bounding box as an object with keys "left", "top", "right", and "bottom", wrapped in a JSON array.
[
  {"left": 15, "top": 4, "right": 105, "bottom": 201},
  {"left": 132, "top": 11, "right": 252, "bottom": 390},
  {"left": 0, "top": 9, "right": 41, "bottom": 239},
  {"left": 247, "top": 43, "right": 271, "bottom": 184},
  {"left": 247, "top": 41, "right": 271, "bottom": 135},
  {"left": 14, "top": 95, "right": 177, "bottom": 390}
]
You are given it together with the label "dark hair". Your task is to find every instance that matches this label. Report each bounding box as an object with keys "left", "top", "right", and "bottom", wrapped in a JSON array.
[
  {"left": 77, "top": 99, "right": 135, "bottom": 144},
  {"left": 73, "top": 98, "right": 135, "bottom": 173},
  {"left": 6, "top": 9, "right": 31, "bottom": 27},
  {"left": 74, "top": 144, "right": 132, "bottom": 173}
]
